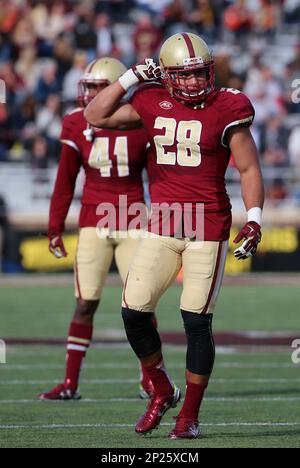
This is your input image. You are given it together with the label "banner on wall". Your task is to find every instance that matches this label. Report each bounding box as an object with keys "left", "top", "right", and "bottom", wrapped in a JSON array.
[{"left": 2, "top": 225, "right": 298, "bottom": 275}]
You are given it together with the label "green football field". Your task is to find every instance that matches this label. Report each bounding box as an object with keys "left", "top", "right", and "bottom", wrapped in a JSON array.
[{"left": 0, "top": 280, "right": 300, "bottom": 448}]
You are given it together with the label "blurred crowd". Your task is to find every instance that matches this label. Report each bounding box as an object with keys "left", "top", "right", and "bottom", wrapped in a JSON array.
[{"left": 0, "top": 0, "right": 300, "bottom": 204}]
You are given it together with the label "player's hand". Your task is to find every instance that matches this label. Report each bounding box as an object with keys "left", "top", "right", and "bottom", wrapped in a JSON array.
[
  {"left": 119, "top": 59, "right": 161, "bottom": 91},
  {"left": 233, "top": 221, "right": 261, "bottom": 260},
  {"left": 132, "top": 59, "right": 162, "bottom": 82},
  {"left": 49, "top": 234, "right": 67, "bottom": 259}
]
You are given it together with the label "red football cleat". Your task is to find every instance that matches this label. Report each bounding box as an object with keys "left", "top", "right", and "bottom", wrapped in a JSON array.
[
  {"left": 135, "top": 385, "right": 181, "bottom": 435},
  {"left": 139, "top": 375, "right": 155, "bottom": 400},
  {"left": 169, "top": 415, "right": 201, "bottom": 439},
  {"left": 38, "top": 383, "right": 81, "bottom": 401}
]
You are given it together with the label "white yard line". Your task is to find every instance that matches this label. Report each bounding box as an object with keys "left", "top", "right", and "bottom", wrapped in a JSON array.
[
  {"left": 1, "top": 362, "right": 296, "bottom": 370},
  {"left": 1, "top": 378, "right": 300, "bottom": 385},
  {"left": 0, "top": 422, "right": 300, "bottom": 430},
  {"left": 0, "top": 397, "right": 300, "bottom": 404}
]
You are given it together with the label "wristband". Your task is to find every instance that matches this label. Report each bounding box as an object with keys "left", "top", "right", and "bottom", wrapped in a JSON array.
[
  {"left": 247, "top": 207, "right": 262, "bottom": 226},
  {"left": 118, "top": 69, "right": 139, "bottom": 91}
]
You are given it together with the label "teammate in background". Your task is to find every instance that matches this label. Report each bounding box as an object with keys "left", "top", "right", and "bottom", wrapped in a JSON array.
[
  {"left": 85, "top": 33, "right": 264, "bottom": 439},
  {"left": 39, "top": 58, "right": 155, "bottom": 401}
]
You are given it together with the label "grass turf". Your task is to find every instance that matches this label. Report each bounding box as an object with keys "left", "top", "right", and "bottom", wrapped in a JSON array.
[
  {"left": 0, "top": 283, "right": 300, "bottom": 448},
  {"left": 0, "top": 283, "right": 299, "bottom": 337}
]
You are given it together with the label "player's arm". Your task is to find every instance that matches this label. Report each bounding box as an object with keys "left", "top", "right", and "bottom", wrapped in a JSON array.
[
  {"left": 228, "top": 127, "right": 264, "bottom": 260},
  {"left": 48, "top": 144, "right": 81, "bottom": 258},
  {"left": 84, "top": 59, "right": 161, "bottom": 129},
  {"left": 84, "top": 82, "right": 140, "bottom": 129}
]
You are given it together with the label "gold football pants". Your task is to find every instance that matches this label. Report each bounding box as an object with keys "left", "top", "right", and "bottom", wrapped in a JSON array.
[
  {"left": 122, "top": 235, "right": 228, "bottom": 314},
  {"left": 75, "top": 227, "right": 141, "bottom": 301}
]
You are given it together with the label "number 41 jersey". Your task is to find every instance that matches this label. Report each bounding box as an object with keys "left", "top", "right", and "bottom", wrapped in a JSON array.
[
  {"left": 60, "top": 108, "right": 148, "bottom": 207},
  {"left": 130, "top": 84, "right": 255, "bottom": 241}
]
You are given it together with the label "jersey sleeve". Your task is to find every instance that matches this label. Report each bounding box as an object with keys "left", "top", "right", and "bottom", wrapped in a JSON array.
[
  {"left": 220, "top": 90, "right": 255, "bottom": 147},
  {"left": 60, "top": 113, "right": 81, "bottom": 152},
  {"left": 48, "top": 144, "right": 81, "bottom": 236}
]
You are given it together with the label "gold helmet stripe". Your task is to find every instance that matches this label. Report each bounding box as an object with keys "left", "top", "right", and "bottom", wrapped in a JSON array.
[{"left": 181, "top": 32, "right": 196, "bottom": 58}]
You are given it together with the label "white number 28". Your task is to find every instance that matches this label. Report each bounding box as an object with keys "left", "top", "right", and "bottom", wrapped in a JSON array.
[{"left": 154, "top": 117, "right": 202, "bottom": 167}]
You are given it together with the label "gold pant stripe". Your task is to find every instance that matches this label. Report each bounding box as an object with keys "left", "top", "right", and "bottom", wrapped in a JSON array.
[
  {"left": 206, "top": 241, "right": 228, "bottom": 314},
  {"left": 68, "top": 336, "right": 91, "bottom": 346}
]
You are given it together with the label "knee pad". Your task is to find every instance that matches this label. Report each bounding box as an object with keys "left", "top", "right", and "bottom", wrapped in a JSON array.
[
  {"left": 122, "top": 308, "right": 161, "bottom": 359},
  {"left": 181, "top": 310, "right": 215, "bottom": 375}
]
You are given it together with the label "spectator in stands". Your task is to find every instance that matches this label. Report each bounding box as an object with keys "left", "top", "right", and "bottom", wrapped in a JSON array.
[
  {"left": 11, "top": 16, "right": 36, "bottom": 51},
  {"left": 62, "top": 51, "right": 88, "bottom": 105},
  {"left": 0, "top": 32, "right": 12, "bottom": 61},
  {"left": 135, "top": 0, "right": 174, "bottom": 17},
  {"left": 34, "top": 60, "right": 61, "bottom": 105},
  {"left": 73, "top": 2, "right": 97, "bottom": 60},
  {"left": 38, "top": 2, "right": 67, "bottom": 43},
  {"left": 14, "top": 95, "right": 37, "bottom": 143},
  {"left": 265, "top": 179, "right": 288, "bottom": 207},
  {"left": 30, "top": 135, "right": 49, "bottom": 170},
  {"left": 163, "top": 0, "right": 187, "bottom": 37},
  {"left": 254, "top": 0, "right": 278, "bottom": 42},
  {"left": 0, "top": 193, "right": 8, "bottom": 270},
  {"left": 95, "top": 13, "right": 115, "bottom": 58},
  {"left": 261, "top": 113, "right": 290, "bottom": 165},
  {"left": 189, "top": 0, "right": 218, "bottom": 43},
  {"left": 0, "top": 0, "right": 20, "bottom": 35},
  {"left": 133, "top": 13, "right": 163, "bottom": 61},
  {"left": 284, "top": 0, "right": 300, "bottom": 24},
  {"left": 95, "top": 0, "right": 135, "bottom": 23},
  {"left": 15, "top": 46, "right": 40, "bottom": 93},
  {"left": 0, "top": 62, "right": 24, "bottom": 106},
  {"left": 223, "top": 0, "right": 253, "bottom": 46},
  {"left": 244, "top": 63, "right": 283, "bottom": 126},
  {"left": 0, "top": 104, "right": 13, "bottom": 161},
  {"left": 35, "top": 94, "right": 61, "bottom": 156},
  {"left": 214, "top": 47, "right": 234, "bottom": 88},
  {"left": 52, "top": 34, "right": 75, "bottom": 81}
]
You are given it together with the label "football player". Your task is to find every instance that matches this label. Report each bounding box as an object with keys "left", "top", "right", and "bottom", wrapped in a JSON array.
[
  {"left": 84, "top": 33, "right": 264, "bottom": 439},
  {"left": 39, "top": 57, "right": 156, "bottom": 401}
]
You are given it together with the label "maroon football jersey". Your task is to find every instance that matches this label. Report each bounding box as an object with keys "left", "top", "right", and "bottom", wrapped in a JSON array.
[
  {"left": 49, "top": 108, "right": 148, "bottom": 234},
  {"left": 130, "top": 85, "right": 255, "bottom": 240}
]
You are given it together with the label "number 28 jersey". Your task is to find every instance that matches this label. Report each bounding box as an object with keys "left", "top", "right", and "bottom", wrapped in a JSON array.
[{"left": 130, "top": 84, "right": 255, "bottom": 241}]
